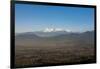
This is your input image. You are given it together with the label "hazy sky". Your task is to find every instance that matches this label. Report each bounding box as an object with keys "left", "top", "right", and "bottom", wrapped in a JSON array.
[{"left": 15, "top": 4, "right": 94, "bottom": 33}]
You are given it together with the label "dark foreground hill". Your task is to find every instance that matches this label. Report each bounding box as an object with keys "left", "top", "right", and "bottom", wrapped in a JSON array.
[{"left": 15, "top": 31, "right": 96, "bottom": 68}]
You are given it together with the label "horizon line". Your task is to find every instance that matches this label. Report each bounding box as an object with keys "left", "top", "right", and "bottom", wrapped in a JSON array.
[{"left": 15, "top": 30, "right": 94, "bottom": 34}]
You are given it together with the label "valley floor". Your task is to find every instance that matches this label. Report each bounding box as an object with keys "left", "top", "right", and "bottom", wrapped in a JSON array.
[{"left": 15, "top": 41, "right": 96, "bottom": 68}]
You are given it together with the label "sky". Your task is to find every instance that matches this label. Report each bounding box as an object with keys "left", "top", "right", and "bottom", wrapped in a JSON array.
[{"left": 15, "top": 4, "right": 94, "bottom": 33}]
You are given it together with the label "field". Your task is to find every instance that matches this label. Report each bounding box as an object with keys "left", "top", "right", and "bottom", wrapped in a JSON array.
[{"left": 15, "top": 32, "right": 96, "bottom": 68}]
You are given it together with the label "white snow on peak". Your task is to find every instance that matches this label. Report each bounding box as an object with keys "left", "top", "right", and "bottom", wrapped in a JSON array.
[
  {"left": 43, "top": 28, "right": 54, "bottom": 32},
  {"left": 42, "top": 28, "right": 71, "bottom": 32}
]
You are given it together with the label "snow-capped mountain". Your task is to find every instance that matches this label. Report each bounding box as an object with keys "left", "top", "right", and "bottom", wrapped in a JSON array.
[
  {"left": 16, "top": 28, "right": 71, "bottom": 37},
  {"left": 16, "top": 27, "right": 94, "bottom": 38},
  {"left": 27, "top": 28, "right": 71, "bottom": 37},
  {"left": 42, "top": 28, "right": 71, "bottom": 32},
  {"left": 30, "top": 28, "right": 71, "bottom": 37}
]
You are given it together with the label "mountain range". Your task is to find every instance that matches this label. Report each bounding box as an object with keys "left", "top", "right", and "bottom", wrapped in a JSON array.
[{"left": 15, "top": 30, "right": 94, "bottom": 43}]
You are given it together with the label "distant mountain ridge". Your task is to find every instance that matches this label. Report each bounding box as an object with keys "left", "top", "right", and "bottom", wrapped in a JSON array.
[
  {"left": 15, "top": 30, "right": 94, "bottom": 39},
  {"left": 15, "top": 30, "right": 94, "bottom": 47},
  {"left": 16, "top": 31, "right": 70, "bottom": 37}
]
